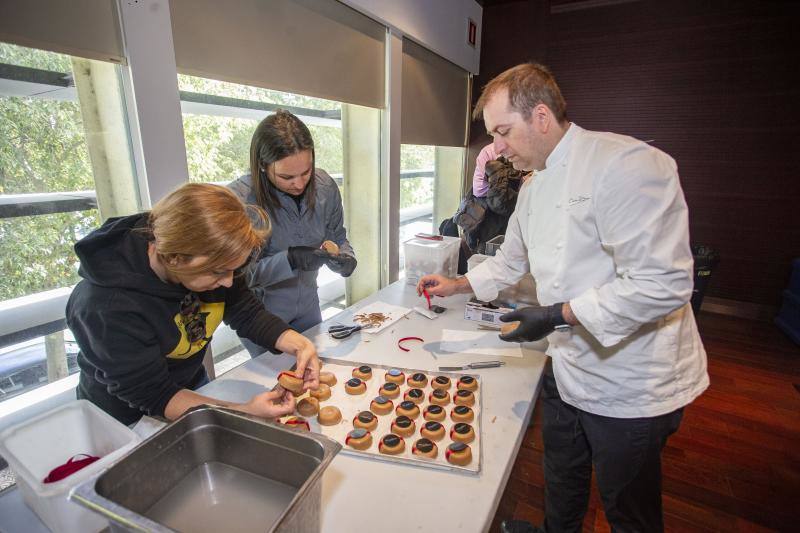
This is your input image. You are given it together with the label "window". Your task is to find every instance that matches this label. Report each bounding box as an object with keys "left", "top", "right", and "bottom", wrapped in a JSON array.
[{"left": 0, "top": 42, "right": 138, "bottom": 403}]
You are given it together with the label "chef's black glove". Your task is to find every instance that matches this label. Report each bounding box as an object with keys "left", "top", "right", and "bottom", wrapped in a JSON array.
[
  {"left": 326, "top": 254, "right": 357, "bottom": 277},
  {"left": 287, "top": 246, "right": 329, "bottom": 271},
  {"left": 499, "top": 303, "right": 568, "bottom": 343}
]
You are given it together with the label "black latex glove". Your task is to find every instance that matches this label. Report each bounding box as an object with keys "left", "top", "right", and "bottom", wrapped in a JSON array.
[
  {"left": 499, "top": 303, "right": 568, "bottom": 343},
  {"left": 326, "top": 254, "right": 357, "bottom": 277},
  {"left": 287, "top": 246, "right": 329, "bottom": 271}
]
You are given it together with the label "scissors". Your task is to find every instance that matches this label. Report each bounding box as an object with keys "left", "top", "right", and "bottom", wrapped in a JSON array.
[{"left": 327, "top": 324, "right": 364, "bottom": 339}]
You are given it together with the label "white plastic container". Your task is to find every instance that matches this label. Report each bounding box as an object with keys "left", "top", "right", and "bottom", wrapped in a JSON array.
[
  {"left": 403, "top": 235, "right": 460, "bottom": 285},
  {"left": 0, "top": 399, "right": 140, "bottom": 533}
]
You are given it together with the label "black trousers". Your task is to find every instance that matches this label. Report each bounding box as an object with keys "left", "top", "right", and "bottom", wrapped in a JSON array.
[{"left": 541, "top": 362, "right": 683, "bottom": 533}]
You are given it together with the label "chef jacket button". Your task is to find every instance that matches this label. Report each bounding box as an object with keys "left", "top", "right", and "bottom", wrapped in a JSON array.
[
  {"left": 553, "top": 281, "right": 560, "bottom": 288},
  {"left": 556, "top": 242, "right": 563, "bottom": 249},
  {"left": 556, "top": 202, "right": 562, "bottom": 208}
]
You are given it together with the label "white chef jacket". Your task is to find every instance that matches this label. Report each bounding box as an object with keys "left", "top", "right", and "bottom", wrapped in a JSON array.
[{"left": 467, "top": 124, "right": 709, "bottom": 418}]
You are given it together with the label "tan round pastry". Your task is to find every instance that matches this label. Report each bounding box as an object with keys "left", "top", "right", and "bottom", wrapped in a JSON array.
[
  {"left": 345, "top": 377, "right": 367, "bottom": 395},
  {"left": 457, "top": 375, "right": 479, "bottom": 392},
  {"left": 395, "top": 400, "right": 421, "bottom": 419},
  {"left": 384, "top": 368, "right": 405, "bottom": 384},
  {"left": 450, "top": 422, "right": 476, "bottom": 444},
  {"left": 321, "top": 240, "right": 339, "bottom": 255},
  {"left": 390, "top": 415, "right": 416, "bottom": 438},
  {"left": 353, "top": 410, "right": 378, "bottom": 431},
  {"left": 310, "top": 383, "right": 331, "bottom": 401},
  {"left": 296, "top": 397, "right": 319, "bottom": 417},
  {"left": 423, "top": 404, "right": 446, "bottom": 422},
  {"left": 277, "top": 371, "right": 304, "bottom": 396},
  {"left": 378, "top": 381, "right": 401, "bottom": 399},
  {"left": 352, "top": 365, "right": 373, "bottom": 381},
  {"left": 404, "top": 388, "right": 425, "bottom": 404},
  {"left": 500, "top": 321, "right": 520, "bottom": 336},
  {"left": 370, "top": 395, "right": 394, "bottom": 416},
  {"left": 451, "top": 405, "right": 474, "bottom": 423},
  {"left": 420, "top": 421, "right": 445, "bottom": 441},
  {"left": 281, "top": 416, "right": 309, "bottom": 431},
  {"left": 345, "top": 428, "right": 372, "bottom": 451},
  {"left": 412, "top": 438, "right": 438, "bottom": 459},
  {"left": 317, "top": 405, "right": 342, "bottom": 426},
  {"left": 319, "top": 371, "right": 337, "bottom": 387},
  {"left": 378, "top": 434, "right": 405, "bottom": 455},
  {"left": 446, "top": 442, "right": 473, "bottom": 466},
  {"left": 406, "top": 372, "right": 428, "bottom": 388},
  {"left": 429, "top": 389, "right": 451, "bottom": 406},
  {"left": 431, "top": 375, "right": 452, "bottom": 390},
  {"left": 454, "top": 389, "right": 475, "bottom": 407}
]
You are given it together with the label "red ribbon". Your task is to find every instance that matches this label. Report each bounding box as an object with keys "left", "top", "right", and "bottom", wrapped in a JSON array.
[
  {"left": 398, "top": 336, "right": 424, "bottom": 352},
  {"left": 422, "top": 288, "right": 432, "bottom": 310},
  {"left": 43, "top": 454, "right": 100, "bottom": 483}
]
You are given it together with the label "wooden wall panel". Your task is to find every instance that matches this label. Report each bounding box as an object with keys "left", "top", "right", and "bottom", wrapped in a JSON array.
[{"left": 472, "top": 0, "right": 800, "bottom": 308}]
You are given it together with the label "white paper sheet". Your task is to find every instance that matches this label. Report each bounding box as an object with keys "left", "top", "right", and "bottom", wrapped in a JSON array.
[
  {"left": 352, "top": 301, "right": 412, "bottom": 334},
  {"left": 438, "top": 329, "right": 523, "bottom": 358}
]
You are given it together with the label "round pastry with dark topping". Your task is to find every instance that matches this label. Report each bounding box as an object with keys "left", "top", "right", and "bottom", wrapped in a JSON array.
[
  {"left": 281, "top": 416, "right": 310, "bottom": 431},
  {"left": 345, "top": 428, "right": 373, "bottom": 450},
  {"left": 353, "top": 410, "right": 378, "bottom": 431},
  {"left": 319, "top": 371, "right": 337, "bottom": 387},
  {"left": 451, "top": 405, "right": 474, "bottom": 423},
  {"left": 317, "top": 405, "right": 342, "bottom": 426},
  {"left": 404, "top": 388, "right": 425, "bottom": 404},
  {"left": 423, "top": 404, "right": 446, "bottom": 422},
  {"left": 420, "top": 420, "right": 445, "bottom": 441},
  {"left": 370, "top": 395, "right": 394, "bottom": 415},
  {"left": 431, "top": 375, "right": 451, "bottom": 390},
  {"left": 446, "top": 441, "right": 473, "bottom": 466},
  {"left": 352, "top": 365, "right": 373, "bottom": 380},
  {"left": 384, "top": 368, "right": 405, "bottom": 384},
  {"left": 345, "top": 377, "right": 367, "bottom": 395},
  {"left": 457, "top": 375, "right": 478, "bottom": 392},
  {"left": 379, "top": 381, "right": 400, "bottom": 399},
  {"left": 378, "top": 433, "right": 405, "bottom": 455},
  {"left": 450, "top": 422, "right": 475, "bottom": 444},
  {"left": 454, "top": 389, "right": 475, "bottom": 407},
  {"left": 396, "top": 400, "right": 421, "bottom": 419},
  {"left": 390, "top": 415, "right": 416, "bottom": 437},
  {"left": 310, "top": 383, "right": 331, "bottom": 401},
  {"left": 296, "top": 396, "right": 319, "bottom": 417},
  {"left": 406, "top": 372, "right": 428, "bottom": 388},
  {"left": 428, "top": 388, "right": 451, "bottom": 406},
  {"left": 412, "top": 438, "right": 438, "bottom": 459}
]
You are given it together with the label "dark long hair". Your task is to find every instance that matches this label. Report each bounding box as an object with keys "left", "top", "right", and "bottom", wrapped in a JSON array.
[{"left": 250, "top": 110, "right": 316, "bottom": 214}]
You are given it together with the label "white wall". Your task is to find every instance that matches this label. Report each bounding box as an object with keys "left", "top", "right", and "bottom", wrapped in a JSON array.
[{"left": 340, "top": 0, "right": 482, "bottom": 74}]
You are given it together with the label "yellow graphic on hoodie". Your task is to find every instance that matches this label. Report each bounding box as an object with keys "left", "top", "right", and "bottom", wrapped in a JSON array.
[{"left": 168, "top": 301, "right": 225, "bottom": 359}]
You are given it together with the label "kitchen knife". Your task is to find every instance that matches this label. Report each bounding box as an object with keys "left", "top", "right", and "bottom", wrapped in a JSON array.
[{"left": 438, "top": 360, "right": 505, "bottom": 371}]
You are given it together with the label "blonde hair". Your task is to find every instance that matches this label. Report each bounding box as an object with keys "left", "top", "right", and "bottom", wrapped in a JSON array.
[
  {"left": 473, "top": 63, "right": 567, "bottom": 123},
  {"left": 147, "top": 183, "right": 270, "bottom": 276}
]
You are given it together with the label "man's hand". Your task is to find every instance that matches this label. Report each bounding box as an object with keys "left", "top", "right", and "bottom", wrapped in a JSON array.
[
  {"left": 287, "top": 246, "right": 329, "bottom": 271},
  {"left": 416, "top": 274, "right": 472, "bottom": 297},
  {"left": 275, "top": 329, "right": 321, "bottom": 391},
  {"left": 499, "top": 303, "right": 568, "bottom": 343},
  {"left": 240, "top": 389, "right": 296, "bottom": 419},
  {"left": 326, "top": 254, "right": 357, "bottom": 277}
]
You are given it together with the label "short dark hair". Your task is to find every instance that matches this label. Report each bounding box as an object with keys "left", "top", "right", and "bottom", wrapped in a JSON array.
[
  {"left": 250, "top": 110, "right": 316, "bottom": 214},
  {"left": 473, "top": 63, "right": 567, "bottom": 123}
]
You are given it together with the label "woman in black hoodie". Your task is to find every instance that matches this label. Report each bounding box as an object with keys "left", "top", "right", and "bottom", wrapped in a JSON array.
[{"left": 67, "top": 183, "right": 320, "bottom": 425}]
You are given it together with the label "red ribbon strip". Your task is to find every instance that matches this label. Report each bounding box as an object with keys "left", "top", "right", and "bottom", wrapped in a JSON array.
[
  {"left": 43, "top": 454, "right": 101, "bottom": 483},
  {"left": 422, "top": 288, "right": 432, "bottom": 310},
  {"left": 398, "top": 336, "right": 424, "bottom": 352}
]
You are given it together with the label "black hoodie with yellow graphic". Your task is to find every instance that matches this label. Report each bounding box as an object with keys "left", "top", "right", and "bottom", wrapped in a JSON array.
[{"left": 66, "top": 213, "right": 291, "bottom": 425}]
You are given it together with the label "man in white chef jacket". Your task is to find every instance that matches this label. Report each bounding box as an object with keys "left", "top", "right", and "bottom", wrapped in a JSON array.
[{"left": 417, "top": 63, "right": 709, "bottom": 533}]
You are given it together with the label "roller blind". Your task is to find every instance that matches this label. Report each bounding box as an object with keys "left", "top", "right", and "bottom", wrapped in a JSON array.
[
  {"left": 170, "top": 0, "right": 385, "bottom": 108},
  {"left": 401, "top": 38, "right": 469, "bottom": 147},
  {"left": 0, "top": 0, "right": 124, "bottom": 63}
]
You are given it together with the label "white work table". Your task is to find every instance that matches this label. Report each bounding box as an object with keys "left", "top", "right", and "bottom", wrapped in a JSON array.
[{"left": 0, "top": 280, "right": 548, "bottom": 532}]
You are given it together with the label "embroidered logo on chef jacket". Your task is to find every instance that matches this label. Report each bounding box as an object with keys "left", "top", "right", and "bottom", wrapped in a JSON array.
[
  {"left": 568, "top": 195, "right": 591, "bottom": 206},
  {"left": 167, "top": 301, "right": 224, "bottom": 359}
]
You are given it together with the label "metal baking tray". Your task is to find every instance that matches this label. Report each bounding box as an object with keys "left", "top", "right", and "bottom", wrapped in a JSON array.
[{"left": 284, "top": 358, "right": 483, "bottom": 475}]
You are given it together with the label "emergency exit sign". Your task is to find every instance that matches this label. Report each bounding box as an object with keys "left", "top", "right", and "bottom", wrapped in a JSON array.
[{"left": 467, "top": 18, "right": 477, "bottom": 47}]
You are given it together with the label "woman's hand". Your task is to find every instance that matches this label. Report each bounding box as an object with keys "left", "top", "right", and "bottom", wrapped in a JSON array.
[
  {"left": 239, "top": 389, "right": 296, "bottom": 419},
  {"left": 275, "top": 329, "right": 321, "bottom": 391},
  {"left": 416, "top": 274, "right": 472, "bottom": 297}
]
